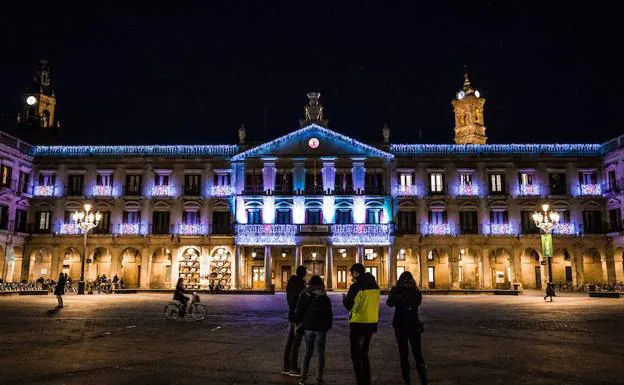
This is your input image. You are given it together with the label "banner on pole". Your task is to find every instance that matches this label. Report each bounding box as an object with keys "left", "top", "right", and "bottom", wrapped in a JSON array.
[{"left": 541, "top": 234, "right": 553, "bottom": 257}]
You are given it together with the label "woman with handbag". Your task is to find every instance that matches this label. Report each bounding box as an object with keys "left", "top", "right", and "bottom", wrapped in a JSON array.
[{"left": 387, "top": 271, "right": 427, "bottom": 385}]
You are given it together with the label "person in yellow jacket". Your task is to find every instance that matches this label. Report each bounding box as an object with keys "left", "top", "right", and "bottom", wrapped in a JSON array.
[{"left": 342, "top": 263, "right": 380, "bottom": 385}]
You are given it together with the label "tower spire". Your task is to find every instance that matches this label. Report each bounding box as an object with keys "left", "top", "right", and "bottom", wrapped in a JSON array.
[
  {"left": 452, "top": 68, "right": 486, "bottom": 144},
  {"left": 463, "top": 65, "right": 473, "bottom": 92}
]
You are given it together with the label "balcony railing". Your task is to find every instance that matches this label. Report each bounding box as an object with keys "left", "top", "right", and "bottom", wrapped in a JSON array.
[
  {"left": 396, "top": 185, "right": 418, "bottom": 197},
  {"left": 330, "top": 224, "right": 392, "bottom": 245},
  {"left": 364, "top": 185, "right": 385, "bottom": 195},
  {"left": 182, "top": 185, "right": 202, "bottom": 196},
  {"left": 488, "top": 184, "right": 509, "bottom": 196},
  {"left": 118, "top": 223, "right": 142, "bottom": 235},
  {"left": 58, "top": 223, "right": 81, "bottom": 235},
  {"left": 177, "top": 223, "right": 205, "bottom": 235},
  {"left": 65, "top": 185, "right": 84, "bottom": 197},
  {"left": 579, "top": 184, "right": 601, "bottom": 196},
  {"left": 33, "top": 185, "right": 56, "bottom": 197},
  {"left": 123, "top": 185, "right": 143, "bottom": 196},
  {"left": 457, "top": 184, "right": 479, "bottom": 197},
  {"left": 243, "top": 185, "right": 264, "bottom": 195},
  {"left": 235, "top": 224, "right": 298, "bottom": 245},
  {"left": 488, "top": 223, "right": 514, "bottom": 235},
  {"left": 428, "top": 185, "right": 447, "bottom": 196},
  {"left": 426, "top": 223, "right": 453, "bottom": 235},
  {"left": 518, "top": 184, "right": 540, "bottom": 197},
  {"left": 209, "top": 185, "right": 235, "bottom": 197},
  {"left": 151, "top": 185, "right": 175, "bottom": 197},
  {"left": 394, "top": 224, "right": 420, "bottom": 235},
  {"left": 553, "top": 223, "right": 577, "bottom": 235},
  {"left": 91, "top": 185, "right": 113, "bottom": 197},
  {"left": 151, "top": 223, "right": 172, "bottom": 235}
]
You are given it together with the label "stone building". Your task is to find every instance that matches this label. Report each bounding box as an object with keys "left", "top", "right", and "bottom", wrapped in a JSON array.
[{"left": 2, "top": 64, "right": 622, "bottom": 290}]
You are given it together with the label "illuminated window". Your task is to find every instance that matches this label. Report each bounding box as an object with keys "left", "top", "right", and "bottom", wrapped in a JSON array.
[
  {"left": 429, "top": 173, "right": 444, "bottom": 194},
  {"left": 399, "top": 173, "right": 413, "bottom": 187},
  {"left": 489, "top": 173, "right": 505, "bottom": 194}
]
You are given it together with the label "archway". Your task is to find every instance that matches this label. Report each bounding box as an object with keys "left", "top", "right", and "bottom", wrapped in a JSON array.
[
  {"left": 490, "top": 248, "right": 512, "bottom": 289},
  {"left": 120, "top": 248, "right": 141, "bottom": 288},
  {"left": 552, "top": 248, "right": 573, "bottom": 284},
  {"left": 615, "top": 248, "right": 624, "bottom": 282},
  {"left": 458, "top": 248, "right": 478, "bottom": 289},
  {"left": 209, "top": 247, "right": 232, "bottom": 290},
  {"left": 520, "top": 248, "right": 542, "bottom": 289},
  {"left": 583, "top": 248, "right": 603, "bottom": 283},
  {"left": 3, "top": 246, "right": 22, "bottom": 283},
  {"left": 88, "top": 247, "right": 112, "bottom": 281},
  {"left": 149, "top": 248, "right": 172, "bottom": 289},
  {"left": 28, "top": 248, "right": 52, "bottom": 281},
  {"left": 425, "top": 247, "right": 449, "bottom": 289},
  {"left": 62, "top": 247, "right": 82, "bottom": 281},
  {"left": 179, "top": 247, "right": 201, "bottom": 289}
]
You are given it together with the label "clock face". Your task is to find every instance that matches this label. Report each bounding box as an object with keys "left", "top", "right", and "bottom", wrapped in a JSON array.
[
  {"left": 26, "top": 96, "right": 37, "bottom": 106},
  {"left": 457, "top": 91, "right": 465, "bottom": 100},
  {"left": 308, "top": 137, "right": 320, "bottom": 149},
  {"left": 475, "top": 90, "right": 481, "bottom": 98}
]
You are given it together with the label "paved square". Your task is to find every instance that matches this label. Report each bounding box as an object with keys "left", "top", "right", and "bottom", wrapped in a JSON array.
[{"left": 0, "top": 292, "right": 623, "bottom": 384}]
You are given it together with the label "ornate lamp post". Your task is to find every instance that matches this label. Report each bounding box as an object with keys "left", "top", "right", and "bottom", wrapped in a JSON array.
[
  {"left": 532, "top": 203, "right": 560, "bottom": 283},
  {"left": 72, "top": 203, "right": 102, "bottom": 295}
]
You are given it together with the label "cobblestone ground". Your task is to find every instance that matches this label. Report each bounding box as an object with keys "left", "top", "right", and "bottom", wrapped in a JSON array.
[{"left": 0, "top": 292, "right": 623, "bottom": 385}]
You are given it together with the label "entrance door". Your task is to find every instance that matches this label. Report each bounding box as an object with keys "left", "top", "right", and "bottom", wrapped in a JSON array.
[
  {"left": 365, "top": 266, "right": 378, "bottom": 282},
  {"left": 534, "top": 266, "right": 542, "bottom": 290},
  {"left": 565, "top": 266, "right": 573, "bottom": 283},
  {"left": 252, "top": 266, "right": 265, "bottom": 289},
  {"left": 281, "top": 266, "right": 291, "bottom": 290},
  {"left": 428, "top": 266, "right": 435, "bottom": 289},
  {"left": 337, "top": 266, "right": 348, "bottom": 290},
  {"left": 137, "top": 265, "right": 141, "bottom": 288}
]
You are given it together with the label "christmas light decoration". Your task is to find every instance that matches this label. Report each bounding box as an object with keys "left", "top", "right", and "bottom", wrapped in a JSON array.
[
  {"left": 34, "top": 145, "right": 239, "bottom": 157},
  {"left": 490, "top": 223, "right": 513, "bottom": 235},
  {"left": 33, "top": 185, "right": 55, "bottom": 196},
  {"left": 553, "top": 223, "right": 576, "bottom": 235},
  {"left": 458, "top": 183, "right": 479, "bottom": 196},
  {"left": 579, "top": 184, "right": 601, "bottom": 196},
  {"left": 118, "top": 223, "right": 140, "bottom": 235},
  {"left": 396, "top": 185, "right": 418, "bottom": 196},
  {"left": 519, "top": 184, "right": 540, "bottom": 196},
  {"left": 235, "top": 224, "right": 297, "bottom": 245},
  {"left": 178, "top": 224, "right": 203, "bottom": 235},
  {"left": 330, "top": 224, "right": 392, "bottom": 245},
  {"left": 390, "top": 143, "right": 602, "bottom": 156},
  {"left": 91, "top": 185, "right": 113, "bottom": 197},
  {"left": 59, "top": 223, "right": 81, "bottom": 235},
  {"left": 151, "top": 185, "right": 174, "bottom": 197},
  {"left": 209, "top": 185, "right": 235, "bottom": 197},
  {"left": 427, "top": 223, "right": 453, "bottom": 235}
]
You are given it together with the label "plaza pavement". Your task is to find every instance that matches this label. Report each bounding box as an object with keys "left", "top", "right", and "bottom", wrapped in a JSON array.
[{"left": 0, "top": 292, "right": 622, "bottom": 385}]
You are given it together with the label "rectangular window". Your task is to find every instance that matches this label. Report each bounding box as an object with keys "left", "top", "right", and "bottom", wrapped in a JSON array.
[
  {"left": 276, "top": 209, "right": 292, "bottom": 224},
  {"left": 0, "top": 165, "right": 12, "bottom": 188},
  {"left": 428, "top": 211, "right": 447, "bottom": 225},
  {"left": 429, "top": 172, "right": 444, "bottom": 194},
  {"left": 212, "top": 211, "right": 231, "bottom": 234},
  {"left": 276, "top": 172, "right": 292, "bottom": 193},
  {"left": 579, "top": 172, "right": 597, "bottom": 185},
  {"left": 609, "top": 208, "right": 621, "bottom": 232},
  {"left": 519, "top": 172, "right": 533, "bottom": 186},
  {"left": 0, "top": 205, "right": 8, "bottom": 230},
  {"left": 125, "top": 175, "right": 142, "bottom": 194},
  {"left": 305, "top": 171, "right": 320, "bottom": 193},
  {"left": 459, "top": 211, "right": 478, "bottom": 234},
  {"left": 489, "top": 173, "right": 505, "bottom": 194},
  {"left": 245, "top": 171, "right": 263, "bottom": 193},
  {"left": 155, "top": 174, "right": 169, "bottom": 186},
  {"left": 183, "top": 211, "right": 200, "bottom": 225},
  {"left": 67, "top": 175, "right": 84, "bottom": 196},
  {"left": 19, "top": 172, "right": 30, "bottom": 194},
  {"left": 335, "top": 170, "right": 353, "bottom": 193},
  {"left": 152, "top": 211, "right": 171, "bottom": 234},
  {"left": 247, "top": 209, "right": 262, "bottom": 224},
  {"left": 335, "top": 209, "right": 352, "bottom": 225},
  {"left": 365, "top": 173, "right": 384, "bottom": 193},
  {"left": 582, "top": 210, "right": 602, "bottom": 234},
  {"left": 123, "top": 211, "right": 141, "bottom": 224},
  {"left": 521, "top": 211, "right": 540, "bottom": 234},
  {"left": 460, "top": 173, "right": 472, "bottom": 186},
  {"left": 399, "top": 173, "right": 413, "bottom": 187},
  {"left": 549, "top": 173, "right": 567, "bottom": 195},
  {"left": 428, "top": 267, "right": 435, "bottom": 288},
  {"left": 365, "top": 266, "right": 378, "bottom": 281},
  {"left": 15, "top": 209, "right": 27, "bottom": 232},
  {"left": 306, "top": 209, "right": 322, "bottom": 225},
  {"left": 490, "top": 211, "right": 508, "bottom": 225},
  {"left": 96, "top": 173, "right": 113, "bottom": 186},
  {"left": 39, "top": 174, "right": 56, "bottom": 186},
  {"left": 397, "top": 211, "right": 418, "bottom": 234},
  {"left": 608, "top": 170, "right": 616, "bottom": 191},
  {"left": 94, "top": 211, "right": 111, "bottom": 234},
  {"left": 366, "top": 209, "right": 380, "bottom": 224},
  {"left": 184, "top": 174, "right": 201, "bottom": 195},
  {"left": 214, "top": 173, "right": 231, "bottom": 186},
  {"left": 36, "top": 211, "right": 52, "bottom": 232}
]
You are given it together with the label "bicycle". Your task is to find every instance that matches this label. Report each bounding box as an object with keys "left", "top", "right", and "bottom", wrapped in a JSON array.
[{"left": 164, "top": 292, "right": 207, "bottom": 321}]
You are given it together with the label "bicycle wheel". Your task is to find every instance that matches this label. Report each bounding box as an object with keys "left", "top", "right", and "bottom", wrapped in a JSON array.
[
  {"left": 164, "top": 303, "right": 181, "bottom": 320},
  {"left": 190, "top": 304, "right": 207, "bottom": 320}
]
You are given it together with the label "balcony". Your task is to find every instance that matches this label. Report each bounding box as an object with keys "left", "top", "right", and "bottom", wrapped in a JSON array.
[
  {"left": 553, "top": 223, "right": 577, "bottom": 235},
  {"left": 364, "top": 185, "right": 385, "bottom": 195},
  {"left": 182, "top": 185, "right": 202, "bottom": 197},
  {"left": 65, "top": 185, "right": 84, "bottom": 197},
  {"left": 235, "top": 224, "right": 297, "bottom": 245},
  {"left": 118, "top": 223, "right": 142, "bottom": 235},
  {"left": 151, "top": 223, "right": 172, "bottom": 235},
  {"left": 488, "top": 185, "right": 508, "bottom": 197},
  {"left": 58, "top": 223, "right": 81, "bottom": 235},
  {"left": 396, "top": 185, "right": 418, "bottom": 197},
  {"left": 123, "top": 185, "right": 143, "bottom": 196},
  {"left": 330, "top": 224, "right": 392, "bottom": 245},
  {"left": 177, "top": 223, "right": 205, "bottom": 235},
  {"left": 457, "top": 184, "right": 479, "bottom": 197},
  {"left": 91, "top": 185, "right": 113, "bottom": 197},
  {"left": 579, "top": 184, "right": 601, "bottom": 196},
  {"left": 243, "top": 185, "right": 265, "bottom": 195},
  {"left": 427, "top": 185, "right": 447, "bottom": 196},
  {"left": 33, "top": 185, "right": 56, "bottom": 197},
  {"left": 488, "top": 223, "right": 514, "bottom": 235},
  {"left": 209, "top": 185, "right": 235, "bottom": 197},
  {"left": 602, "top": 179, "right": 624, "bottom": 194},
  {"left": 273, "top": 185, "right": 294, "bottom": 195},
  {"left": 518, "top": 184, "right": 540, "bottom": 197},
  {"left": 151, "top": 185, "right": 175, "bottom": 198},
  {"left": 426, "top": 223, "right": 453, "bottom": 235},
  {"left": 394, "top": 223, "right": 421, "bottom": 235}
]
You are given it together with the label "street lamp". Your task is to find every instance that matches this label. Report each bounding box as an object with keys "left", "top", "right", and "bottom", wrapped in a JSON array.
[
  {"left": 532, "top": 203, "right": 560, "bottom": 283},
  {"left": 72, "top": 203, "right": 102, "bottom": 294}
]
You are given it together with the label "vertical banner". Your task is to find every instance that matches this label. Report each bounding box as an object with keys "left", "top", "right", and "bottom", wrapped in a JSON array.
[{"left": 541, "top": 234, "right": 553, "bottom": 257}]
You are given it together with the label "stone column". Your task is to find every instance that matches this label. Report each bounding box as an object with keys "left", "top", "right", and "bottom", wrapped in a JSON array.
[
  {"left": 605, "top": 244, "right": 616, "bottom": 283},
  {"left": 264, "top": 246, "right": 272, "bottom": 290},
  {"left": 482, "top": 248, "right": 492, "bottom": 289},
  {"left": 110, "top": 247, "right": 121, "bottom": 278},
  {"left": 170, "top": 247, "right": 179, "bottom": 289},
  {"left": 449, "top": 246, "right": 458, "bottom": 289},
  {"left": 140, "top": 248, "right": 150, "bottom": 289},
  {"left": 295, "top": 246, "right": 303, "bottom": 267},
  {"left": 419, "top": 246, "right": 427, "bottom": 289},
  {"left": 386, "top": 245, "right": 394, "bottom": 289},
  {"left": 357, "top": 246, "right": 364, "bottom": 264},
  {"left": 262, "top": 159, "right": 277, "bottom": 193},
  {"left": 325, "top": 247, "right": 334, "bottom": 289},
  {"left": 50, "top": 247, "right": 61, "bottom": 279},
  {"left": 574, "top": 247, "right": 584, "bottom": 286},
  {"left": 233, "top": 246, "right": 240, "bottom": 290}
]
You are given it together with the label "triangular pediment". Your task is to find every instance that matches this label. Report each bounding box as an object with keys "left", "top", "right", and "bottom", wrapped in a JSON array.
[{"left": 232, "top": 124, "right": 393, "bottom": 160}]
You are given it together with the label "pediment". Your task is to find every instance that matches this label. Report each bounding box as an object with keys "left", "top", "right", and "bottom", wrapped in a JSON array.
[{"left": 232, "top": 124, "right": 393, "bottom": 160}]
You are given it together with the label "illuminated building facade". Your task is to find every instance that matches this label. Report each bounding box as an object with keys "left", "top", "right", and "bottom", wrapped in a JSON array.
[{"left": 2, "top": 65, "right": 623, "bottom": 290}]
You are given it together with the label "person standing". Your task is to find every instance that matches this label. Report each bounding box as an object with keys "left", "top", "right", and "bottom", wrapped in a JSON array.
[
  {"left": 54, "top": 272, "right": 67, "bottom": 309},
  {"left": 282, "top": 265, "right": 307, "bottom": 376},
  {"left": 343, "top": 263, "right": 380, "bottom": 385},
  {"left": 294, "top": 275, "right": 333, "bottom": 385},
  {"left": 544, "top": 282, "right": 555, "bottom": 301},
  {"left": 387, "top": 271, "right": 427, "bottom": 385}
]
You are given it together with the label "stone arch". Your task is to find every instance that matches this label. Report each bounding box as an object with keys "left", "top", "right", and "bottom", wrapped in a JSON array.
[
  {"left": 424, "top": 247, "right": 449, "bottom": 289},
  {"left": 88, "top": 247, "right": 112, "bottom": 280},
  {"left": 458, "top": 247, "right": 479, "bottom": 289},
  {"left": 120, "top": 247, "right": 141, "bottom": 288},
  {"left": 209, "top": 246, "right": 232, "bottom": 290},
  {"left": 582, "top": 248, "right": 604, "bottom": 283},
  {"left": 3, "top": 246, "right": 22, "bottom": 282},
  {"left": 28, "top": 247, "right": 53, "bottom": 281},
  {"left": 61, "top": 247, "right": 82, "bottom": 280},
  {"left": 178, "top": 246, "right": 202, "bottom": 289},
  {"left": 149, "top": 247, "right": 173, "bottom": 289},
  {"left": 490, "top": 248, "right": 512, "bottom": 288},
  {"left": 552, "top": 247, "right": 573, "bottom": 284},
  {"left": 520, "top": 247, "right": 543, "bottom": 289}
]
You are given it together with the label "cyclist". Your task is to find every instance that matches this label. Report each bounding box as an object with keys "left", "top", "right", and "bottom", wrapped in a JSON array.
[{"left": 173, "top": 278, "right": 191, "bottom": 317}]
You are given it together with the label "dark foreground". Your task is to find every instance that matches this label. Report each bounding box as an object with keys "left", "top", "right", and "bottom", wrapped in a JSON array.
[{"left": 0, "top": 292, "right": 622, "bottom": 385}]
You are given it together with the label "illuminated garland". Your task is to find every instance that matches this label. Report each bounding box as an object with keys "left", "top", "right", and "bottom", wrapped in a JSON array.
[
  {"left": 490, "top": 223, "right": 513, "bottom": 235},
  {"left": 390, "top": 143, "right": 602, "bottom": 156},
  {"left": 396, "top": 185, "right": 418, "bottom": 196},
  {"left": 59, "top": 223, "right": 81, "bottom": 235},
  {"left": 34, "top": 185, "right": 55, "bottom": 196},
  {"left": 579, "top": 184, "right": 601, "bottom": 196},
  {"left": 91, "top": 185, "right": 113, "bottom": 197},
  {"left": 458, "top": 184, "right": 479, "bottom": 196},
  {"left": 427, "top": 223, "right": 453, "bottom": 235},
  {"left": 151, "top": 185, "right": 174, "bottom": 197},
  {"left": 553, "top": 223, "right": 576, "bottom": 235},
  {"left": 519, "top": 184, "right": 540, "bottom": 196},
  {"left": 178, "top": 224, "right": 203, "bottom": 235},
  {"left": 209, "top": 185, "right": 235, "bottom": 197},
  {"left": 34, "top": 145, "right": 239, "bottom": 157},
  {"left": 235, "top": 224, "right": 297, "bottom": 245},
  {"left": 330, "top": 224, "right": 392, "bottom": 245},
  {"left": 118, "top": 223, "right": 140, "bottom": 235}
]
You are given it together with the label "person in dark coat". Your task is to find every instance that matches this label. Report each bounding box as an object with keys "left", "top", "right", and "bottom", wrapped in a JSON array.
[
  {"left": 544, "top": 282, "right": 555, "bottom": 301},
  {"left": 173, "top": 278, "right": 190, "bottom": 317},
  {"left": 282, "top": 265, "right": 307, "bottom": 376},
  {"left": 387, "top": 271, "right": 427, "bottom": 385},
  {"left": 294, "top": 275, "right": 333, "bottom": 385},
  {"left": 54, "top": 272, "right": 67, "bottom": 309}
]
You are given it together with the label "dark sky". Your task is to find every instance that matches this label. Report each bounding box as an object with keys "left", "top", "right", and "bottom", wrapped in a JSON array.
[{"left": 0, "top": 1, "right": 623, "bottom": 145}]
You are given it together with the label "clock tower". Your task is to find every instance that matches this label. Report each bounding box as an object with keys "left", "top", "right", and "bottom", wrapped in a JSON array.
[
  {"left": 22, "top": 60, "right": 57, "bottom": 129},
  {"left": 451, "top": 69, "right": 486, "bottom": 144}
]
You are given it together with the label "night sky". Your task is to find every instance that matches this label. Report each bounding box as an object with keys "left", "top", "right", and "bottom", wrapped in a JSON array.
[{"left": 0, "top": 1, "right": 622, "bottom": 145}]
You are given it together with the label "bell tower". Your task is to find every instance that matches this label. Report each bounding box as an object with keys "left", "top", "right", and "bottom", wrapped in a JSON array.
[
  {"left": 451, "top": 69, "right": 486, "bottom": 144},
  {"left": 21, "top": 60, "right": 57, "bottom": 129}
]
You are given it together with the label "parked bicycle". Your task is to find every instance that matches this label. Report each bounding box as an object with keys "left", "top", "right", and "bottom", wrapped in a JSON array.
[{"left": 164, "top": 292, "right": 207, "bottom": 320}]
